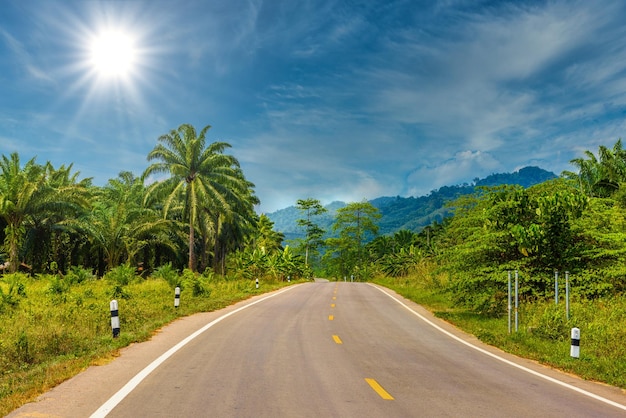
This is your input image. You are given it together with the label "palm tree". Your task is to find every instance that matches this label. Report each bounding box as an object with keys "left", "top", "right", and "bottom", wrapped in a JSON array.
[
  {"left": 0, "top": 154, "right": 91, "bottom": 273},
  {"left": 143, "top": 123, "right": 256, "bottom": 272},
  {"left": 565, "top": 139, "right": 626, "bottom": 197},
  {"left": 253, "top": 214, "right": 284, "bottom": 253},
  {"left": 0, "top": 154, "right": 43, "bottom": 272},
  {"left": 72, "top": 172, "right": 172, "bottom": 272},
  {"left": 24, "top": 162, "right": 92, "bottom": 272}
]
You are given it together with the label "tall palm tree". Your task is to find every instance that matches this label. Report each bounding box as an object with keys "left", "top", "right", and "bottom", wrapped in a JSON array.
[{"left": 143, "top": 123, "right": 256, "bottom": 272}]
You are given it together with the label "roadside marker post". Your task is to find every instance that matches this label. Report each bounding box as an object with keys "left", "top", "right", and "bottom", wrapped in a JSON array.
[
  {"left": 174, "top": 286, "right": 180, "bottom": 308},
  {"left": 571, "top": 327, "right": 580, "bottom": 358},
  {"left": 507, "top": 271, "right": 512, "bottom": 334},
  {"left": 256, "top": 278, "right": 259, "bottom": 289},
  {"left": 110, "top": 300, "right": 120, "bottom": 338},
  {"left": 565, "top": 271, "right": 570, "bottom": 320},
  {"left": 555, "top": 270, "right": 559, "bottom": 305},
  {"left": 514, "top": 270, "right": 519, "bottom": 333}
]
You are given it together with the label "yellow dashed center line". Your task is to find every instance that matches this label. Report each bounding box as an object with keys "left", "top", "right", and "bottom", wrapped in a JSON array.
[
  {"left": 332, "top": 296, "right": 336, "bottom": 300},
  {"left": 365, "top": 378, "right": 395, "bottom": 400},
  {"left": 331, "top": 303, "right": 335, "bottom": 308},
  {"left": 332, "top": 335, "right": 343, "bottom": 344},
  {"left": 328, "top": 315, "right": 334, "bottom": 320}
]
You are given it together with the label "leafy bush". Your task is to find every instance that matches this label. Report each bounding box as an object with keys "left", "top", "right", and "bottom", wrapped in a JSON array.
[
  {"left": 528, "top": 304, "right": 568, "bottom": 341},
  {"left": 47, "top": 275, "right": 69, "bottom": 296},
  {"left": 180, "top": 269, "right": 210, "bottom": 297},
  {"left": 0, "top": 274, "right": 26, "bottom": 312},
  {"left": 152, "top": 263, "right": 180, "bottom": 288},
  {"left": 105, "top": 264, "right": 137, "bottom": 286},
  {"left": 446, "top": 271, "right": 507, "bottom": 317},
  {"left": 65, "top": 266, "right": 95, "bottom": 284},
  {"left": 110, "top": 284, "right": 131, "bottom": 300}
]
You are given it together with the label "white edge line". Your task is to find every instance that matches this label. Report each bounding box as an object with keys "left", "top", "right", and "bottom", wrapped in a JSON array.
[
  {"left": 368, "top": 283, "right": 626, "bottom": 412},
  {"left": 90, "top": 284, "right": 302, "bottom": 418}
]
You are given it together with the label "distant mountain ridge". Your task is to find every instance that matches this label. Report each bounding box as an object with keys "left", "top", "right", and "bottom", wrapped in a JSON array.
[{"left": 267, "top": 166, "right": 556, "bottom": 240}]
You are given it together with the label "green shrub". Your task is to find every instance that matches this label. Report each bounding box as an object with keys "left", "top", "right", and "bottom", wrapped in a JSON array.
[
  {"left": 180, "top": 269, "right": 210, "bottom": 297},
  {"left": 106, "top": 264, "right": 137, "bottom": 286},
  {"left": 66, "top": 266, "right": 95, "bottom": 284},
  {"left": 110, "top": 284, "right": 131, "bottom": 300},
  {"left": 152, "top": 263, "right": 180, "bottom": 288},
  {"left": 47, "top": 275, "right": 69, "bottom": 296},
  {"left": 530, "top": 304, "right": 568, "bottom": 341}
]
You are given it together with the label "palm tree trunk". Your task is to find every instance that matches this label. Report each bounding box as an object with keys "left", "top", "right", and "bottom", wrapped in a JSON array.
[{"left": 189, "top": 220, "right": 196, "bottom": 272}]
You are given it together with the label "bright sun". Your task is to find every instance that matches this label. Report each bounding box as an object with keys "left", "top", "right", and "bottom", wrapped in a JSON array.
[{"left": 89, "top": 30, "right": 136, "bottom": 78}]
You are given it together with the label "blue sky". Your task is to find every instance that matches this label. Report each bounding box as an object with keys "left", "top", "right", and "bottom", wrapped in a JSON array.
[{"left": 1, "top": 0, "right": 626, "bottom": 213}]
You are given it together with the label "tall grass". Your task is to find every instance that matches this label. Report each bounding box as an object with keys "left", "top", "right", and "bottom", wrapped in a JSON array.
[
  {"left": 375, "top": 265, "right": 626, "bottom": 390},
  {"left": 0, "top": 271, "right": 290, "bottom": 416}
]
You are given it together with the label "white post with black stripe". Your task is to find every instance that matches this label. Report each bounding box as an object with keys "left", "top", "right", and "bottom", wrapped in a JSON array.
[
  {"left": 110, "top": 300, "right": 120, "bottom": 338},
  {"left": 256, "top": 278, "right": 259, "bottom": 289},
  {"left": 174, "top": 286, "right": 180, "bottom": 308},
  {"left": 570, "top": 327, "right": 580, "bottom": 358}
]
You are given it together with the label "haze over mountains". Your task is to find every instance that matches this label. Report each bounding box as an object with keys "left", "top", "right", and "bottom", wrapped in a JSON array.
[{"left": 266, "top": 166, "right": 556, "bottom": 242}]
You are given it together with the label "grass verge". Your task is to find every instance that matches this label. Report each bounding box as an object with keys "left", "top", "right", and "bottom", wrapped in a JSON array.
[
  {"left": 0, "top": 272, "right": 292, "bottom": 416},
  {"left": 374, "top": 274, "right": 626, "bottom": 391}
]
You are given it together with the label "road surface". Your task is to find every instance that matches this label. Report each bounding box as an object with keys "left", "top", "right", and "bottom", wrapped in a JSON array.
[{"left": 9, "top": 281, "right": 626, "bottom": 417}]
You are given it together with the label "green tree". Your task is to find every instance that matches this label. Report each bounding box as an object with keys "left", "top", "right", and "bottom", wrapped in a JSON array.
[
  {"left": 296, "top": 198, "right": 327, "bottom": 266},
  {"left": 143, "top": 123, "right": 255, "bottom": 272},
  {"left": 71, "top": 172, "right": 172, "bottom": 271},
  {"left": 24, "top": 162, "right": 92, "bottom": 273},
  {"left": 325, "top": 201, "right": 380, "bottom": 280},
  {"left": 0, "top": 154, "right": 90, "bottom": 273},
  {"left": 253, "top": 214, "right": 284, "bottom": 253},
  {"left": 564, "top": 139, "right": 626, "bottom": 197}
]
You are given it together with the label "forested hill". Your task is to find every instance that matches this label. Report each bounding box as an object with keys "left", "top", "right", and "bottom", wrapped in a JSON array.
[{"left": 266, "top": 166, "right": 556, "bottom": 240}]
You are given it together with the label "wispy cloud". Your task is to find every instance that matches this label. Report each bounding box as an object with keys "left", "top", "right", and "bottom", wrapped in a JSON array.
[
  {"left": 0, "top": 28, "right": 55, "bottom": 84},
  {"left": 4, "top": 0, "right": 626, "bottom": 213}
]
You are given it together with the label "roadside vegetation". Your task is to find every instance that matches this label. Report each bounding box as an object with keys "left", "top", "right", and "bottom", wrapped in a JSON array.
[
  {"left": 367, "top": 140, "right": 626, "bottom": 391},
  {"left": 0, "top": 270, "right": 291, "bottom": 415},
  {"left": 2, "top": 127, "right": 626, "bottom": 414}
]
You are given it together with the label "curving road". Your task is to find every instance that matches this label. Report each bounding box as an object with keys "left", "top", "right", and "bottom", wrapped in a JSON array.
[{"left": 9, "top": 282, "right": 626, "bottom": 417}]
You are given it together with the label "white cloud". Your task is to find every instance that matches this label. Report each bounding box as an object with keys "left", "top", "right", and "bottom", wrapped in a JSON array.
[{"left": 406, "top": 150, "right": 502, "bottom": 196}]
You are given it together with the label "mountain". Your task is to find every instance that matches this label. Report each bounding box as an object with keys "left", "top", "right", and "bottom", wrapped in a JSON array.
[{"left": 266, "top": 166, "right": 556, "bottom": 240}]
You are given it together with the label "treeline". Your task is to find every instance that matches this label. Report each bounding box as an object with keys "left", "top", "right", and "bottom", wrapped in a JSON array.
[
  {"left": 0, "top": 123, "right": 307, "bottom": 281},
  {"left": 356, "top": 139, "right": 626, "bottom": 315}
]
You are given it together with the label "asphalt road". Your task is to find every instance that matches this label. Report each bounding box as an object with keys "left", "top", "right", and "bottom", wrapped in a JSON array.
[{"left": 9, "top": 281, "right": 626, "bottom": 417}]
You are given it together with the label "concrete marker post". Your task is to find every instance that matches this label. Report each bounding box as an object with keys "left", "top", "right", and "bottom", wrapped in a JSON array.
[
  {"left": 255, "top": 278, "right": 259, "bottom": 289},
  {"left": 174, "top": 286, "right": 180, "bottom": 308},
  {"left": 571, "top": 327, "right": 580, "bottom": 358},
  {"left": 110, "top": 300, "right": 120, "bottom": 338}
]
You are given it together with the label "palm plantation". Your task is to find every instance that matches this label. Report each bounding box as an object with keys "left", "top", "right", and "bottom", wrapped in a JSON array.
[{"left": 0, "top": 154, "right": 91, "bottom": 273}]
